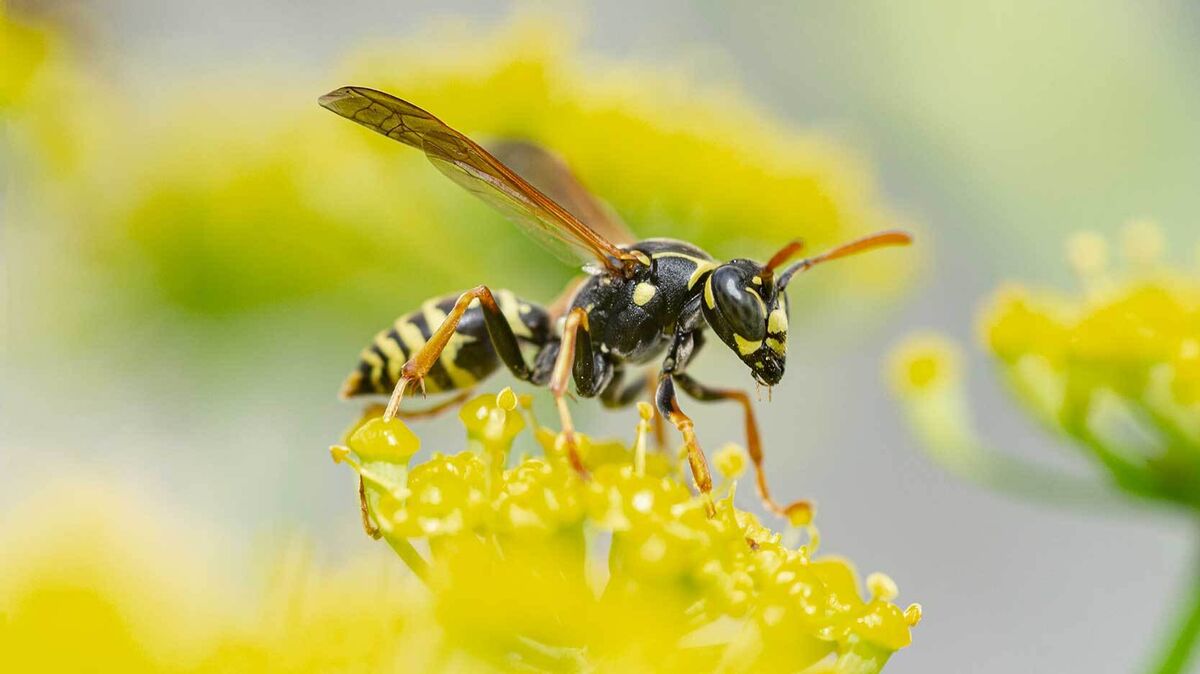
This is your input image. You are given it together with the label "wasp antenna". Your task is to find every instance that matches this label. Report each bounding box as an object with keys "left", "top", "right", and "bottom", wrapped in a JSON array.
[
  {"left": 763, "top": 240, "right": 806, "bottom": 281},
  {"left": 777, "top": 230, "right": 912, "bottom": 289}
]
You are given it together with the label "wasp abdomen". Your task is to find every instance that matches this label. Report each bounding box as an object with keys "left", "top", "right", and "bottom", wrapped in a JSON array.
[{"left": 341, "top": 289, "right": 550, "bottom": 398}]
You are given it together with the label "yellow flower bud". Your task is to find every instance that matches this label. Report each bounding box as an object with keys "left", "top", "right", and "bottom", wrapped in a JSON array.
[
  {"left": 887, "top": 332, "right": 962, "bottom": 396},
  {"left": 349, "top": 417, "right": 420, "bottom": 464}
]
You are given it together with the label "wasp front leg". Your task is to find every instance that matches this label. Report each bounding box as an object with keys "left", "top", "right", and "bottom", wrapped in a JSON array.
[
  {"left": 671, "top": 372, "right": 812, "bottom": 524},
  {"left": 547, "top": 307, "right": 615, "bottom": 474}
]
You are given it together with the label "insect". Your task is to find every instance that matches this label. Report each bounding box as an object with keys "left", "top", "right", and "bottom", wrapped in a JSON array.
[{"left": 320, "top": 86, "right": 911, "bottom": 521}]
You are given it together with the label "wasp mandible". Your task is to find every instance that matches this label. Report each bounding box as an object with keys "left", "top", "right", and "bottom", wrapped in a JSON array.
[{"left": 320, "top": 86, "right": 911, "bottom": 521}]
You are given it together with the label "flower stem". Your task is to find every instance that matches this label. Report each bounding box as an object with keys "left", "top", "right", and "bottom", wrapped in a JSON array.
[
  {"left": 1149, "top": 528, "right": 1200, "bottom": 674},
  {"left": 384, "top": 533, "right": 430, "bottom": 584}
]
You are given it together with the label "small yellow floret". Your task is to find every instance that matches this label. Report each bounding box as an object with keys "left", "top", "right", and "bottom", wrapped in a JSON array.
[
  {"left": 349, "top": 417, "right": 420, "bottom": 464},
  {"left": 867, "top": 571, "right": 899, "bottom": 602},
  {"left": 887, "top": 333, "right": 962, "bottom": 396},
  {"left": 713, "top": 443, "right": 747, "bottom": 481}
]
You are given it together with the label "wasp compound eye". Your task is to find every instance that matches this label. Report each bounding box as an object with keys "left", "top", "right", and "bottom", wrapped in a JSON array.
[{"left": 711, "top": 264, "right": 767, "bottom": 341}]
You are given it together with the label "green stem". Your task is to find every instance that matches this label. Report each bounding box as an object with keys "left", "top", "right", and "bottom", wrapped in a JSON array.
[
  {"left": 1149, "top": 529, "right": 1200, "bottom": 674},
  {"left": 383, "top": 533, "right": 430, "bottom": 584}
]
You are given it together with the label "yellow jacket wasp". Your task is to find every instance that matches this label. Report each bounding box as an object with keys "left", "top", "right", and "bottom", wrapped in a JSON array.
[{"left": 320, "top": 86, "right": 911, "bottom": 521}]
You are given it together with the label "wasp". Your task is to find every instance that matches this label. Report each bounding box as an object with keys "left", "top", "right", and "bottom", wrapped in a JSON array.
[{"left": 320, "top": 86, "right": 911, "bottom": 521}]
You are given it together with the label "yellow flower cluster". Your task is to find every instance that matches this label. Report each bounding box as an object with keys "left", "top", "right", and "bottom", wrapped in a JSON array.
[
  {"left": 892, "top": 223, "right": 1200, "bottom": 510},
  {"left": 332, "top": 390, "right": 920, "bottom": 673}
]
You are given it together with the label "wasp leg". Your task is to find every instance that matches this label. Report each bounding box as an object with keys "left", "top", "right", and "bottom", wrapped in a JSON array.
[
  {"left": 384, "top": 285, "right": 534, "bottom": 420},
  {"left": 599, "top": 368, "right": 648, "bottom": 409},
  {"left": 671, "top": 373, "right": 812, "bottom": 524},
  {"left": 358, "top": 476, "right": 382, "bottom": 539},
  {"left": 549, "top": 307, "right": 610, "bottom": 475},
  {"left": 360, "top": 389, "right": 476, "bottom": 422},
  {"left": 644, "top": 371, "right": 667, "bottom": 450},
  {"left": 655, "top": 373, "right": 716, "bottom": 517}
]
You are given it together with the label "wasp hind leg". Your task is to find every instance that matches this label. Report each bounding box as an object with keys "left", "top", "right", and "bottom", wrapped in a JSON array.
[
  {"left": 380, "top": 285, "right": 540, "bottom": 421},
  {"left": 670, "top": 372, "right": 812, "bottom": 524}
]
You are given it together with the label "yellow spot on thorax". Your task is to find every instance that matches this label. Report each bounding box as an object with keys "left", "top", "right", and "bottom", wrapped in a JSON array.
[{"left": 632, "top": 282, "right": 657, "bottom": 306}]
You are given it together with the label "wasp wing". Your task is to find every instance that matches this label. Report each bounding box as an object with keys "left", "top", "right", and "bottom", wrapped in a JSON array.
[
  {"left": 489, "top": 140, "right": 636, "bottom": 247},
  {"left": 319, "top": 86, "right": 637, "bottom": 273}
]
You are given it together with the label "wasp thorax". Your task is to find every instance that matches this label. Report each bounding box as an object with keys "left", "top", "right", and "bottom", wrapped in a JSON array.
[{"left": 702, "top": 260, "right": 790, "bottom": 385}]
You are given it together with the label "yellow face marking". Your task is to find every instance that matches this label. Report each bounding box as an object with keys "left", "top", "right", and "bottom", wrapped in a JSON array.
[
  {"left": 632, "top": 282, "right": 657, "bottom": 306},
  {"left": 687, "top": 260, "right": 719, "bottom": 289},
  {"left": 752, "top": 275, "right": 762, "bottom": 285},
  {"left": 768, "top": 308, "right": 788, "bottom": 335},
  {"left": 733, "top": 334, "right": 762, "bottom": 356},
  {"left": 704, "top": 276, "right": 716, "bottom": 309},
  {"left": 744, "top": 286, "right": 766, "bottom": 315},
  {"left": 496, "top": 289, "right": 532, "bottom": 339},
  {"left": 766, "top": 337, "right": 786, "bottom": 355}
]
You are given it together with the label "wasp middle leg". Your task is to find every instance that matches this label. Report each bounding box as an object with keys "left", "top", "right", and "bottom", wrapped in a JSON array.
[{"left": 654, "top": 372, "right": 716, "bottom": 517}]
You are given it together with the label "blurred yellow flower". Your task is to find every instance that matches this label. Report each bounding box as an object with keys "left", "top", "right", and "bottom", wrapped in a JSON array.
[
  {"left": 332, "top": 389, "right": 920, "bottom": 673},
  {"left": 886, "top": 332, "right": 961, "bottom": 396},
  {"left": 10, "top": 9, "right": 913, "bottom": 338},
  {"left": 895, "top": 222, "right": 1200, "bottom": 510},
  {"left": 0, "top": 391, "right": 920, "bottom": 674},
  {"left": 0, "top": 480, "right": 429, "bottom": 673},
  {"left": 890, "top": 222, "right": 1200, "bottom": 674}
]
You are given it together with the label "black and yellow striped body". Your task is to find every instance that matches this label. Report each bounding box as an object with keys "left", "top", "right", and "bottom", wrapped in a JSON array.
[{"left": 341, "top": 289, "right": 551, "bottom": 397}]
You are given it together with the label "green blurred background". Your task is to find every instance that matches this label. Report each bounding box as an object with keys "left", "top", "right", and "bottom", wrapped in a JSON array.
[{"left": 4, "top": 1, "right": 1199, "bottom": 671}]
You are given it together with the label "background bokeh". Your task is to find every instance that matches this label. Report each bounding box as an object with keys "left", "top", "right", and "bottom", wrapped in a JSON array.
[{"left": 4, "top": 1, "right": 1199, "bottom": 671}]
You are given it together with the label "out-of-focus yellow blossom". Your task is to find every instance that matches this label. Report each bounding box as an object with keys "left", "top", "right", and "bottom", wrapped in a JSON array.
[
  {"left": 1, "top": 8, "right": 113, "bottom": 177},
  {"left": 331, "top": 389, "right": 919, "bottom": 673},
  {"left": 886, "top": 332, "right": 961, "bottom": 397},
  {"left": 10, "top": 9, "right": 912, "bottom": 342},
  {"left": 0, "top": 410, "right": 915, "bottom": 674},
  {"left": 891, "top": 223, "right": 1200, "bottom": 674},
  {"left": 893, "top": 223, "right": 1200, "bottom": 511},
  {"left": 0, "top": 480, "right": 435, "bottom": 673}
]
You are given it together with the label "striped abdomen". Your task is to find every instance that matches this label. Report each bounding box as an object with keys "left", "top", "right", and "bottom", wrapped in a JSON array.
[{"left": 340, "top": 289, "right": 550, "bottom": 397}]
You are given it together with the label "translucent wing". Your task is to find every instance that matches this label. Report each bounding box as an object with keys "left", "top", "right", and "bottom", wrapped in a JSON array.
[
  {"left": 318, "top": 86, "right": 640, "bottom": 274},
  {"left": 489, "top": 140, "right": 636, "bottom": 247}
]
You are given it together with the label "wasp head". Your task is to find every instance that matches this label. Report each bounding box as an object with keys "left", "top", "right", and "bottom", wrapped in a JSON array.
[
  {"left": 700, "top": 231, "right": 913, "bottom": 388},
  {"left": 701, "top": 259, "right": 789, "bottom": 386}
]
